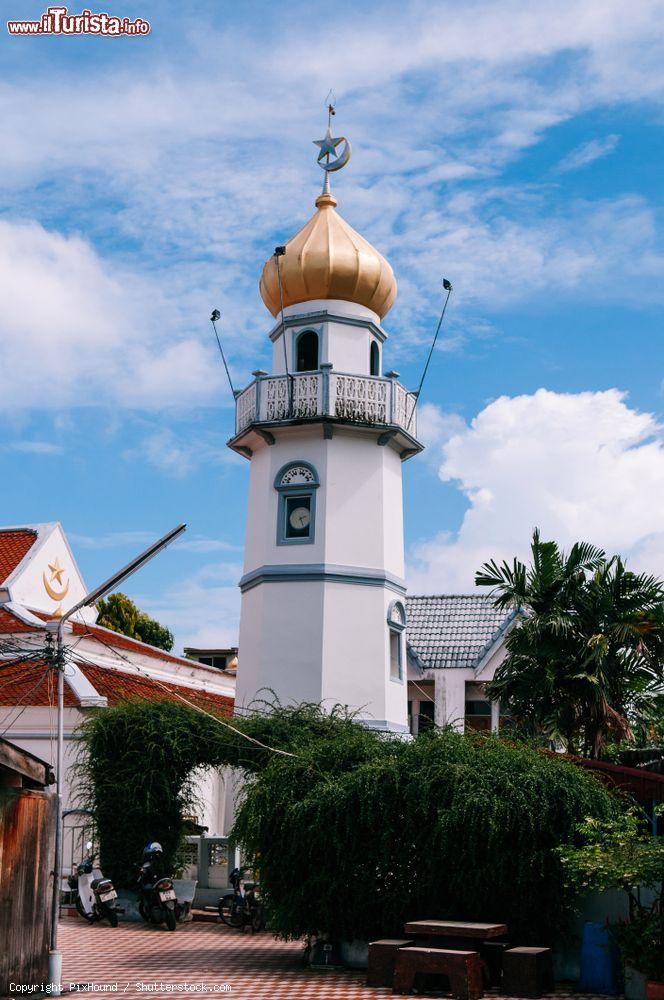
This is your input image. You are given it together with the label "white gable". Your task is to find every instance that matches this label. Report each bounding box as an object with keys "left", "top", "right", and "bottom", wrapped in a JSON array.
[{"left": 5, "top": 523, "right": 96, "bottom": 623}]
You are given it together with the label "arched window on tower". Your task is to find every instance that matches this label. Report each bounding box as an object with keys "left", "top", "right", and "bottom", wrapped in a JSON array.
[
  {"left": 274, "top": 461, "right": 320, "bottom": 546},
  {"left": 370, "top": 340, "right": 380, "bottom": 377},
  {"left": 296, "top": 330, "right": 319, "bottom": 372},
  {"left": 387, "top": 600, "right": 406, "bottom": 681}
]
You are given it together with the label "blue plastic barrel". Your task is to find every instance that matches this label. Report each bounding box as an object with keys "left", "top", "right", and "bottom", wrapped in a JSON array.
[{"left": 579, "top": 921, "right": 621, "bottom": 994}]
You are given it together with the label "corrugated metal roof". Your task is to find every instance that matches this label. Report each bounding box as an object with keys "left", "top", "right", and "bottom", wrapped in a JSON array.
[{"left": 406, "top": 594, "right": 513, "bottom": 670}]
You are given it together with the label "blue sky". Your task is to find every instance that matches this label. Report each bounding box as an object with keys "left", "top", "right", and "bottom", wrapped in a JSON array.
[{"left": 1, "top": 0, "right": 663, "bottom": 650}]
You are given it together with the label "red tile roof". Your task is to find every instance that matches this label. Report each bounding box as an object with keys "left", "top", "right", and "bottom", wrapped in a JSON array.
[
  {"left": 0, "top": 530, "right": 37, "bottom": 584},
  {"left": 70, "top": 621, "right": 201, "bottom": 669},
  {"left": 0, "top": 658, "right": 234, "bottom": 716},
  {"left": 0, "top": 660, "right": 78, "bottom": 707},
  {"left": 78, "top": 663, "right": 234, "bottom": 716},
  {"left": 0, "top": 607, "right": 38, "bottom": 633}
]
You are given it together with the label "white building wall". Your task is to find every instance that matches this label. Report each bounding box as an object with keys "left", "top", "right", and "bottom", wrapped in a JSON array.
[{"left": 433, "top": 670, "right": 470, "bottom": 731}]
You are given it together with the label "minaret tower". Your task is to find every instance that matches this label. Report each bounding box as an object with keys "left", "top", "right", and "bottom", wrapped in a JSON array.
[{"left": 230, "top": 115, "right": 422, "bottom": 733}]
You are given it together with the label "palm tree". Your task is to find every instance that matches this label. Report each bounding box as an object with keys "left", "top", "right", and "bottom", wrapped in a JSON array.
[{"left": 476, "top": 530, "right": 664, "bottom": 757}]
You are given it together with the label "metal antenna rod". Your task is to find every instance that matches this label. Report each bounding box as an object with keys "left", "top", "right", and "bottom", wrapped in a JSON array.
[
  {"left": 210, "top": 309, "right": 236, "bottom": 397},
  {"left": 274, "top": 247, "right": 292, "bottom": 417},
  {"left": 407, "top": 279, "right": 453, "bottom": 432}
]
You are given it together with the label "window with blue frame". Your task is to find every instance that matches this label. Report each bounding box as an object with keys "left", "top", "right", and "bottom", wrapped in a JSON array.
[
  {"left": 274, "top": 461, "right": 320, "bottom": 546},
  {"left": 296, "top": 330, "right": 319, "bottom": 372},
  {"left": 370, "top": 340, "right": 380, "bottom": 376},
  {"left": 387, "top": 599, "right": 406, "bottom": 681}
]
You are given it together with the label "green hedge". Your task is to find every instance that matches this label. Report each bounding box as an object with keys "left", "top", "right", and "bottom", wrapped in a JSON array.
[{"left": 79, "top": 700, "right": 618, "bottom": 942}]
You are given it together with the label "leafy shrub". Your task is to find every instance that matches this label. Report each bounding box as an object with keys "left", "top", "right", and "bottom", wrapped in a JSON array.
[
  {"left": 79, "top": 700, "right": 618, "bottom": 942},
  {"left": 559, "top": 808, "right": 664, "bottom": 979}
]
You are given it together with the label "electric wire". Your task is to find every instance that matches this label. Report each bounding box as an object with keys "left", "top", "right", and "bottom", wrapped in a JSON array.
[
  {"left": 0, "top": 665, "right": 52, "bottom": 738},
  {"left": 70, "top": 628, "right": 298, "bottom": 759},
  {"left": 0, "top": 646, "right": 55, "bottom": 689},
  {"left": 410, "top": 680, "right": 435, "bottom": 704}
]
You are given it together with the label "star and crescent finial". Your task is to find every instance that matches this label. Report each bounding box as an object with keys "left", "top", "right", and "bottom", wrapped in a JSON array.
[{"left": 313, "top": 98, "right": 351, "bottom": 195}]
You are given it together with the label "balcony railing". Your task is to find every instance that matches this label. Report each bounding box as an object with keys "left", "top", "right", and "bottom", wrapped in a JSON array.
[{"left": 234, "top": 370, "right": 418, "bottom": 438}]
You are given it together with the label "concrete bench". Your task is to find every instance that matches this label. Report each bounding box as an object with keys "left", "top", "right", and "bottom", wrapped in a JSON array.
[
  {"left": 392, "top": 946, "right": 483, "bottom": 999},
  {"left": 366, "top": 939, "right": 415, "bottom": 988},
  {"left": 503, "top": 947, "right": 554, "bottom": 997}
]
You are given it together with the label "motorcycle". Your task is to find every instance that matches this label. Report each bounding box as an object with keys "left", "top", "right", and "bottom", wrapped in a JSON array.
[
  {"left": 218, "top": 866, "right": 265, "bottom": 932},
  {"left": 67, "top": 840, "right": 118, "bottom": 927},
  {"left": 136, "top": 841, "right": 178, "bottom": 931}
]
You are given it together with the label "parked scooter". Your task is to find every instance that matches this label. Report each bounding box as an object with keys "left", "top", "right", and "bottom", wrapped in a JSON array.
[
  {"left": 67, "top": 841, "right": 118, "bottom": 926},
  {"left": 136, "top": 841, "right": 178, "bottom": 931},
  {"left": 218, "top": 867, "right": 265, "bottom": 932}
]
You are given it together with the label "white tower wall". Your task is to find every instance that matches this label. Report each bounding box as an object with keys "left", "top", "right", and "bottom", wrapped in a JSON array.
[
  {"left": 271, "top": 299, "right": 384, "bottom": 377},
  {"left": 236, "top": 413, "right": 408, "bottom": 729}
]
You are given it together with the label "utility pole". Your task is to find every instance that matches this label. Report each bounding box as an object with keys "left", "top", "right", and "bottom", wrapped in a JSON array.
[{"left": 47, "top": 523, "right": 186, "bottom": 994}]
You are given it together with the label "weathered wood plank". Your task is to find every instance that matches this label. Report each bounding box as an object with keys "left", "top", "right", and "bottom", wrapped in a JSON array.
[
  {"left": 0, "top": 788, "right": 56, "bottom": 993},
  {"left": 0, "top": 738, "right": 54, "bottom": 789}
]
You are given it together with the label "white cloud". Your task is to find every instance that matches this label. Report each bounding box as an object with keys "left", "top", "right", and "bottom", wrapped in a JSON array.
[
  {"left": 393, "top": 193, "right": 663, "bottom": 324},
  {"left": 0, "top": 219, "right": 224, "bottom": 409},
  {"left": 0, "top": 0, "right": 661, "bottom": 405},
  {"left": 70, "top": 530, "right": 165, "bottom": 550},
  {"left": 408, "top": 389, "right": 664, "bottom": 592},
  {"left": 556, "top": 134, "right": 621, "bottom": 173},
  {"left": 416, "top": 402, "right": 467, "bottom": 467},
  {"left": 1, "top": 440, "right": 63, "bottom": 455},
  {"left": 70, "top": 529, "right": 239, "bottom": 553},
  {"left": 123, "top": 427, "right": 239, "bottom": 477},
  {"left": 138, "top": 561, "right": 243, "bottom": 652}
]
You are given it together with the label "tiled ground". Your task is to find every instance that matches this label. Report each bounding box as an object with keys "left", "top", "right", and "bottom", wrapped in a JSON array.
[{"left": 57, "top": 920, "right": 616, "bottom": 1000}]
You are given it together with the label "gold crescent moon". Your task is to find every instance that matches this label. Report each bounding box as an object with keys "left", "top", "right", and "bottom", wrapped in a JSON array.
[{"left": 43, "top": 572, "right": 70, "bottom": 602}]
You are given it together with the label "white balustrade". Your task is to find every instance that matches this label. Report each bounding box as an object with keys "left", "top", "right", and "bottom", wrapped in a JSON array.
[
  {"left": 236, "top": 381, "right": 257, "bottom": 432},
  {"left": 235, "top": 371, "right": 417, "bottom": 437},
  {"left": 331, "top": 373, "right": 389, "bottom": 424}
]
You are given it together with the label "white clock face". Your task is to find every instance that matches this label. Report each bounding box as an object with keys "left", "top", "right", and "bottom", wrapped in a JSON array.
[{"left": 289, "top": 506, "right": 311, "bottom": 531}]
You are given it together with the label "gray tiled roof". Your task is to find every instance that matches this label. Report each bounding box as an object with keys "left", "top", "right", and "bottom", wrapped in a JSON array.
[{"left": 406, "top": 595, "right": 514, "bottom": 670}]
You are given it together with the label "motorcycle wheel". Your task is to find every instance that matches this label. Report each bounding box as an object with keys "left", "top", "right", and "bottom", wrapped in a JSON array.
[
  {"left": 105, "top": 906, "right": 119, "bottom": 928},
  {"left": 218, "top": 895, "right": 244, "bottom": 928},
  {"left": 138, "top": 900, "right": 150, "bottom": 922},
  {"left": 164, "top": 907, "right": 177, "bottom": 931},
  {"left": 75, "top": 896, "right": 94, "bottom": 923}
]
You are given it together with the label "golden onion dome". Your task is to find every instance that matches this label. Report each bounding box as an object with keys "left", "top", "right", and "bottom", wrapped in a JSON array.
[{"left": 259, "top": 191, "right": 397, "bottom": 319}]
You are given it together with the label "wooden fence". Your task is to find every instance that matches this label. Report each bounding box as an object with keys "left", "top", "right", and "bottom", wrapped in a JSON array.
[{"left": 0, "top": 787, "right": 56, "bottom": 994}]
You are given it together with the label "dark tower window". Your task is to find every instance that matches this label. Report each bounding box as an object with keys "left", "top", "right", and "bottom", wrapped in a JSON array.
[
  {"left": 370, "top": 340, "right": 380, "bottom": 376},
  {"left": 296, "top": 330, "right": 319, "bottom": 372}
]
